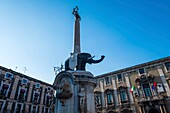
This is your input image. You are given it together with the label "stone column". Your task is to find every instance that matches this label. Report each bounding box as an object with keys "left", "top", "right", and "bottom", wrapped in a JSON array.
[
  {"left": 157, "top": 66, "right": 170, "bottom": 97},
  {"left": 27, "top": 81, "right": 34, "bottom": 102},
  {"left": 100, "top": 80, "right": 105, "bottom": 108},
  {"left": 118, "top": 91, "right": 121, "bottom": 106},
  {"left": 39, "top": 85, "right": 46, "bottom": 113},
  {"left": 124, "top": 73, "right": 134, "bottom": 103},
  {"left": 25, "top": 81, "right": 34, "bottom": 112},
  {"left": 7, "top": 75, "right": 20, "bottom": 111},
  {"left": 86, "top": 84, "right": 96, "bottom": 113},
  {"left": 111, "top": 76, "right": 118, "bottom": 106},
  {"left": 10, "top": 76, "right": 20, "bottom": 99}
]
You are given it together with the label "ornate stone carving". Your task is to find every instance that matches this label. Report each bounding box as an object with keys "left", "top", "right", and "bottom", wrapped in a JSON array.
[
  {"left": 56, "top": 79, "right": 72, "bottom": 106},
  {"left": 78, "top": 87, "right": 86, "bottom": 113}
]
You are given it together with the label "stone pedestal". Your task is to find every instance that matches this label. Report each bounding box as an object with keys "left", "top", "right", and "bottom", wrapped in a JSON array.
[{"left": 54, "top": 70, "right": 96, "bottom": 113}]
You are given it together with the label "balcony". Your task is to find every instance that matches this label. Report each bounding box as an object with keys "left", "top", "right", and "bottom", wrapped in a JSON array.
[
  {"left": 137, "top": 95, "right": 164, "bottom": 103},
  {"left": 120, "top": 101, "right": 130, "bottom": 109}
]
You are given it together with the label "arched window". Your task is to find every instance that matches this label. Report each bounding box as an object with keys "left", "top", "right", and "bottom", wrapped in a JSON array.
[
  {"left": 106, "top": 93, "right": 113, "bottom": 104},
  {"left": 105, "top": 89, "right": 114, "bottom": 105},
  {"left": 148, "top": 107, "right": 160, "bottom": 113},
  {"left": 143, "top": 83, "right": 152, "bottom": 97},
  {"left": 118, "top": 87, "right": 128, "bottom": 103},
  {"left": 135, "top": 74, "right": 155, "bottom": 99}
]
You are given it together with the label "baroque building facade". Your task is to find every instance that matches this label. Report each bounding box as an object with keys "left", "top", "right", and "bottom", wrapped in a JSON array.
[
  {"left": 0, "top": 66, "right": 55, "bottom": 113},
  {"left": 94, "top": 56, "right": 170, "bottom": 113}
]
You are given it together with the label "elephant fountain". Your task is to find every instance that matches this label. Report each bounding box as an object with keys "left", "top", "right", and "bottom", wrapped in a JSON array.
[{"left": 65, "top": 53, "right": 105, "bottom": 71}]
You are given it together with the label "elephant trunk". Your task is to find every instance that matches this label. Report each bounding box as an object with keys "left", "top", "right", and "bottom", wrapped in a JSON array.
[{"left": 88, "top": 55, "right": 105, "bottom": 64}]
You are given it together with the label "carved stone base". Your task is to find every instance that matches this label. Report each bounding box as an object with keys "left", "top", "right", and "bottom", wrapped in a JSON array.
[{"left": 54, "top": 70, "right": 96, "bottom": 113}]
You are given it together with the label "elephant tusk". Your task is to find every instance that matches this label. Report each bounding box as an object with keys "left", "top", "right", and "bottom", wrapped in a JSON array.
[{"left": 88, "top": 55, "right": 95, "bottom": 60}]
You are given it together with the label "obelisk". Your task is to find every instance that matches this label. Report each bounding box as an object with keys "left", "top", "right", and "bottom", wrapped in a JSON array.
[
  {"left": 73, "top": 6, "right": 81, "bottom": 54},
  {"left": 68, "top": 6, "right": 81, "bottom": 70}
]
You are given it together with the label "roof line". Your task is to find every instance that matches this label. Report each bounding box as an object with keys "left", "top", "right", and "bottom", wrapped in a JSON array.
[
  {"left": 0, "top": 65, "right": 54, "bottom": 87},
  {"left": 95, "top": 56, "right": 170, "bottom": 78}
]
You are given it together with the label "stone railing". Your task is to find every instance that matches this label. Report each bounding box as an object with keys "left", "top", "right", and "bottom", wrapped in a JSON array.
[{"left": 137, "top": 95, "right": 164, "bottom": 102}]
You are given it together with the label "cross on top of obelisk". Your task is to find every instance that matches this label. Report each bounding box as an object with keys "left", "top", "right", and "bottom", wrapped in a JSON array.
[{"left": 72, "top": 6, "right": 81, "bottom": 21}]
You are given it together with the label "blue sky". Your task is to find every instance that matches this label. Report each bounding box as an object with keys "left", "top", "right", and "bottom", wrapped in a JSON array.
[{"left": 0, "top": 0, "right": 170, "bottom": 84}]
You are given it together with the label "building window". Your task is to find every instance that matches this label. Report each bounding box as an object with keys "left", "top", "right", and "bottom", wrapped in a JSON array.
[
  {"left": 4, "top": 72, "right": 13, "bottom": 80},
  {"left": 106, "top": 93, "right": 113, "bottom": 104},
  {"left": 117, "top": 74, "right": 123, "bottom": 82},
  {"left": 18, "top": 88, "right": 27, "bottom": 102},
  {"left": 138, "top": 68, "right": 145, "bottom": 75},
  {"left": 120, "top": 91, "right": 127, "bottom": 102},
  {"left": 44, "top": 107, "right": 49, "bottom": 113},
  {"left": 31, "top": 105, "right": 38, "bottom": 113},
  {"left": 45, "top": 94, "right": 52, "bottom": 107},
  {"left": 95, "top": 95, "right": 101, "bottom": 106},
  {"left": 0, "top": 84, "right": 9, "bottom": 98},
  {"left": 21, "top": 78, "right": 28, "bottom": 85},
  {"left": 143, "top": 83, "right": 152, "bottom": 97},
  {"left": 165, "top": 62, "right": 170, "bottom": 72},
  {"left": 15, "top": 103, "right": 23, "bottom": 113},
  {"left": 35, "top": 83, "right": 40, "bottom": 89},
  {"left": 33, "top": 91, "right": 40, "bottom": 104},
  {"left": 105, "top": 77, "right": 111, "bottom": 85}
]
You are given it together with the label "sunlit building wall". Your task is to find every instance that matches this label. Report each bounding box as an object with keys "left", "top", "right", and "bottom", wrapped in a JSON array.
[
  {"left": 0, "top": 66, "right": 55, "bottom": 113},
  {"left": 94, "top": 56, "right": 170, "bottom": 113}
]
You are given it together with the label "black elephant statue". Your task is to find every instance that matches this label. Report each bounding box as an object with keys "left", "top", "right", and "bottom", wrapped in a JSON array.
[{"left": 65, "top": 53, "right": 105, "bottom": 71}]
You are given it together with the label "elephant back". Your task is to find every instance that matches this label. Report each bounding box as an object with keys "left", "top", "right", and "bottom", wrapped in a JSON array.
[{"left": 78, "top": 53, "right": 91, "bottom": 59}]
